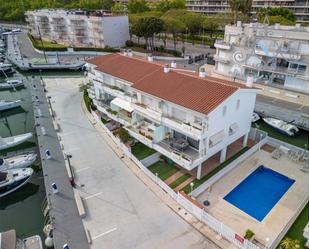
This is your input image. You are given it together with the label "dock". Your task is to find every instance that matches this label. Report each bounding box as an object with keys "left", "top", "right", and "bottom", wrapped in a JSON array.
[{"left": 29, "top": 76, "right": 90, "bottom": 249}]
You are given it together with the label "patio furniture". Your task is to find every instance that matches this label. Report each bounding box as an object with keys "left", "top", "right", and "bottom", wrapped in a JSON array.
[
  {"left": 170, "top": 138, "right": 189, "bottom": 151},
  {"left": 271, "top": 148, "right": 282, "bottom": 159}
]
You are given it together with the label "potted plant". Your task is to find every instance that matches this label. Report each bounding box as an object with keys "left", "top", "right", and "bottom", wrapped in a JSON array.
[{"left": 244, "top": 229, "right": 255, "bottom": 241}]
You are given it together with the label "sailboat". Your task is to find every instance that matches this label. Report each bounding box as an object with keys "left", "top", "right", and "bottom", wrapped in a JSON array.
[
  {"left": 0, "top": 132, "right": 33, "bottom": 151},
  {"left": 0, "top": 79, "right": 23, "bottom": 89},
  {"left": 0, "top": 168, "right": 33, "bottom": 198},
  {"left": 0, "top": 153, "right": 37, "bottom": 170}
]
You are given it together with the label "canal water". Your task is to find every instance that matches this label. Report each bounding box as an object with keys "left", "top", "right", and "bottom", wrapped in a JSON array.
[
  {"left": 0, "top": 72, "right": 47, "bottom": 246},
  {"left": 0, "top": 70, "right": 83, "bottom": 247}
]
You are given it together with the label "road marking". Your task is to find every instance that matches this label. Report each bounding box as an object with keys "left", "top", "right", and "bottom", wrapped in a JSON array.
[
  {"left": 83, "top": 192, "right": 102, "bottom": 200},
  {"left": 92, "top": 227, "right": 117, "bottom": 241},
  {"left": 76, "top": 167, "right": 90, "bottom": 173}
]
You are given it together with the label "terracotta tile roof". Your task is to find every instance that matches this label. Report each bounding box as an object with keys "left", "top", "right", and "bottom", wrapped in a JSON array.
[{"left": 87, "top": 53, "right": 250, "bottom": 115}]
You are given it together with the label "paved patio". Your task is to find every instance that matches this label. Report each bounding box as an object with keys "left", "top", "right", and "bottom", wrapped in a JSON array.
[{"left": 197, "top": 149, "right": 309, "bottom": 248}]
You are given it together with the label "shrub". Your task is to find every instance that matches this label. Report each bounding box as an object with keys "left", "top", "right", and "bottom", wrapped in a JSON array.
[
  {"left": 126, "top": 40, "right": 134, "bottom": 47},
  {"left": 83, "top": 89, "right": 91, "bottom": 112},
  {"left": 101, "top": 117, "right": 108, "bottom": 124},
  {"left": 116, "top": 127, "right": 132, "bottom": 144},
  {"left": 244, "top": 229, "right": 255, "bottom": 240}
]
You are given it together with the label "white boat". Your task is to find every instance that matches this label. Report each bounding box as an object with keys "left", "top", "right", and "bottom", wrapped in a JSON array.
[
  {"left": 0, "top": 79, "right": 23, "bottom": 89},
  {"left": 0, "top": 230, "right": 43, "bottom": 249},
  {"left": 263, "top": 117, "right": 299, "bottom": 136},
  {"left": 251, "top": 112, "right": 260, "bottom": 122},
  {"left": 0, "top": 168, "right": 33, "bottom": 198},
  {"left": 0, "top": 132, "right": 33, "bottom": 151},
  {"left": 0, "top": 99, "right": 21, "bottom": 111},
  {"left": 0, "top": 153, "right": 37, "bottom": 170},
  {"left": 0, "top": 63, "right": 12, "bottom": 71}
]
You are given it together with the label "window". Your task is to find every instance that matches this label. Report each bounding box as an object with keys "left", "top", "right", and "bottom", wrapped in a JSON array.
[
  {"left": 236, "top": 99, "right": 240, "bottom": 110},
  {"left": 222, "top": 106, "right": 227, "bottom": 117}
]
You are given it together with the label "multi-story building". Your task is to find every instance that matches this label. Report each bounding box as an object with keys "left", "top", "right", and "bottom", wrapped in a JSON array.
[
  {"left": 86, "top": 53, "right": 258, "bottom": 179},
  {"left": 213, "top": 22, "right": 309, "bottom": 93},
  {"left": 25, "top": 9, "right": 130, "bottom": 48},
  {"left": 186, "top": 0, "right": 309, "bottom": 23}
]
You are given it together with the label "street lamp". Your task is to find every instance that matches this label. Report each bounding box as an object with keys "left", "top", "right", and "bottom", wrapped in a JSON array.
[{"left": 190, "top": 182, "right": 194, "bottom": 193}]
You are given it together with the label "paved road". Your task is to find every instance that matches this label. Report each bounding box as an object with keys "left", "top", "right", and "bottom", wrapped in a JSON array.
[
  {"left": 132, "top": 36, "right": 216, "bottom": 56},
  {"left": 45, "top": 77, "right": 219, "bottom": 249}
]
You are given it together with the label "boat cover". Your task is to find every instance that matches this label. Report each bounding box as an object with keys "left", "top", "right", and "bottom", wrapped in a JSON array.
[{"left": 0, "top": 230, "right": 16, "bottom": 249}]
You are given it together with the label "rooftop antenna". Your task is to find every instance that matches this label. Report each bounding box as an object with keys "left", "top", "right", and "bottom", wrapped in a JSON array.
[{"left": 263, "top": 14, "right": 270, "bottom": 25}]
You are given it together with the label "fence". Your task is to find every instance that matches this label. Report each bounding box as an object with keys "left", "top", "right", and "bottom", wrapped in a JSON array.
[
  {"left": 93, "top": 112, "right": 261, "bottom": 249},
  {"left": 191, "top": 131, "right": 268, "bottom": 197}
]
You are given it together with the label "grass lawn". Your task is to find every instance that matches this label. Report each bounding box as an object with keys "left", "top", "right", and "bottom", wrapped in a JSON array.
[
  {"left": 253, "top": 120, "right": 308, "bottom": 149},
  {"left": 131, "top": 142, "right": 156, "bottom": 160},
  {"left": 279, "top": 203, "right": 309, "bottom": 249},
  {"left": 182, "top": 147, "right": 250, "bottom": 194},
  {"left": 148, "top": 161, "right": 180, "bottom": 181},
  {"left": 169, "top": 173, "right": 191, "bottom": 189}
]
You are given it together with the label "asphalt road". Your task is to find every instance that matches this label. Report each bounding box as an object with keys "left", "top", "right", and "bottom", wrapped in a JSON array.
[{"left": 45, "top": 77, "right": 220, "bottom": 249}]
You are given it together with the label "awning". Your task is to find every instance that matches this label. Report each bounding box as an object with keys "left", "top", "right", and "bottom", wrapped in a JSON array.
[
  {"left": 111, "top": 97, "right": 134, "bottom": 113},
  {"left": 229, "top": 123, "right": 239, "bottom": 133},
  {"left": 209, "top": 130, "right": 225, "bottom": 146}
]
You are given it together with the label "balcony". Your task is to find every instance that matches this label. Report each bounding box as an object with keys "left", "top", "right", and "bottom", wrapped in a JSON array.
[
  {"left": 102, "top": 84, "right": 126, "bottom": 99},
  {"left": 213, "top": 54, "right": 230, "bottom": 64},
  {"left": 126, "top": 124, "right": 154, "bottom": 148},
  {"left": 162, "top": 116, "right": 206, "bottom": 140},
  {"left": 214, "top": 39, "right": 231, "bottom": 50},
  {"left": 131, "top": 102, "right": 162, "bottom": 123},
  {"left": 254, "top": 45, "right": 301, "bottom": 60}
]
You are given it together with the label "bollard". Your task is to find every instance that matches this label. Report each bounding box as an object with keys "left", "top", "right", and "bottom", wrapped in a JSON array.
[
  {"left": 51, "top": 183, "right": 58, "bottom": 194},
  {"left": 45, "top": 149, "right": 52, "bottom": 160}
]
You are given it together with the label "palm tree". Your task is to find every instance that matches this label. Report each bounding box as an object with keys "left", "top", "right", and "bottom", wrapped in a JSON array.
[
  {"left": 280, "top": 237, "right": 300, "bottom": 249},
  {"left": 228, "top": 0, "right": 241, "bottom": 23}
]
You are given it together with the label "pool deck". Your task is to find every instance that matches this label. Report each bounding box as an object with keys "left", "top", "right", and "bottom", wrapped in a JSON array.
[{"left": 197, "top": 149, "right": 309, "bottom": 248}]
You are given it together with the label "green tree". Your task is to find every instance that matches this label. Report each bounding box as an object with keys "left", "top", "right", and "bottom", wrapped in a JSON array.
[
  {"left": 155, "top": 0, "right": 186, "bottom": 12},
  {"left": 161, "top": 16, "right": 185, "bottom": 50},
  {"left": 203, "top": 17, "right": 219, "bottom": 38},
  {"left": 111, "top": 3, "right": 127, "bottom": 15},
  {"left": 127, "top": 0, "right": 150, "bottom": 13},
  {"left": 257, "top": 7, "right": 296, "bottom": 23}
]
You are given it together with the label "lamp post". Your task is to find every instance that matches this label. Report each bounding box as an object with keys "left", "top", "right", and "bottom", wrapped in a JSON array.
[{"left": 190, "top": 182, "right": 194, "bottom": 194}]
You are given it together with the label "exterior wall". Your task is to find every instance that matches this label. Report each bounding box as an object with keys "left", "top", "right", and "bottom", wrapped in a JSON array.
[
  {"left": 87, "top": 62, "right": 257, "bottom": 171},
  {"left": 25, "top": 9, "right": 129, "bottom": 48},
  {"left": 214, "top": 22, "right": 309, "bottom": 93}
]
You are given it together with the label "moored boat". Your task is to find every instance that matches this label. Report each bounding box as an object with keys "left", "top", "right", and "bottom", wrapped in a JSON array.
[
  {"left": 0, "top": 229, "right": 43, "bottom": 249},
  {"left": 263, "top": 117, "right": 299, "bottom": 136},
  {"left": 0, "top": 168, "right": 33, "bottom": 198},
  {"left": 0, "top": 99, "right": 21, "bottom": 111},
  {"left": 0, "top": 153, "right": 37, "bottom": 170},
  {"left": 251, "top": 112, "right": 260, "bottom": 123},
  {"left": 0, "top": 79, "right": 23, "bottom": 89},
  {"left": 0, "top": 132, "right": 33, "bottom": 151}
]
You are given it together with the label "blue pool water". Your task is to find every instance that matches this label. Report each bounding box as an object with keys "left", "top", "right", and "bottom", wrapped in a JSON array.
[{"left": 224, "top": 166, "right": 295, "bottom": 221}]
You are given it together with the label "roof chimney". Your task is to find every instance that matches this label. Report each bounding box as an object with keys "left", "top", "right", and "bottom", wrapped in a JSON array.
[
  {"left": 164, "top": 64, "right": 170, "bottom": 73},
  {"left": 199, "top": 67, "right": 206, "bottom": 78},
  {"left": 127, "top": 49, "right": 133, "bottom": 57},
  {"left": 171, "top": 61, "right": 177, "bottom": 68},
  {"left": 147, "top": 55, "right": 153, "bottom": 62}
]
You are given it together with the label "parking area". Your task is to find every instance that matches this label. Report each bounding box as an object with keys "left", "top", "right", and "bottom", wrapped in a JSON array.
[{"left": 45, "top": 77, "right": 219, "bottom": 249}]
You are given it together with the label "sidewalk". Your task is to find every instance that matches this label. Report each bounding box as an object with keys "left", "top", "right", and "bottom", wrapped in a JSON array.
[{"left": 81, "top": 101, "right": 237, "bottom": 249}]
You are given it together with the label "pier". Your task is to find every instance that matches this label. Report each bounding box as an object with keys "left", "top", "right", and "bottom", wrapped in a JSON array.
[{"left": 29, "top": 76, "right": 90, "bottom": 249}]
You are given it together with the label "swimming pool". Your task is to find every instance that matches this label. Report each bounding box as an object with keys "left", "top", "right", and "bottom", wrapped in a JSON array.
[{"left": 224, "top": 166, "right": 295, "bottom": 221}]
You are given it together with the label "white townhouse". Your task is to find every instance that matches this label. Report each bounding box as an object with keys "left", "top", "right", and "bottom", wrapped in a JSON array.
[
  {"left": 214, "top": 22, "right": 309, "bottom": 93},
  {"left": 25, "top": 9, "right": 130, "bottom": 48},
  {"left": 86, "top": 53, "right": 259, "bottom": 179}
]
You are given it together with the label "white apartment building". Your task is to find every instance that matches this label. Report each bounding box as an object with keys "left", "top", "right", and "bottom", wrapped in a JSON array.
[
  {"left": 25, "top": 9, "right": 130, "bottom": 48},
  {"left": 86, "top": 53, "right": 258, "bottom": 179},
  {"left": 214, "top": 22, "right": 309, "bottom": 93},
  {"left": 186, "top": 0, "right": 309, "bottom": 23}
]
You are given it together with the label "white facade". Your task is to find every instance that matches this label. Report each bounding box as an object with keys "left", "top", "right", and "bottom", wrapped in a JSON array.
[
  {"left": 186, "top": 0, "right": 309, "bottom": 23},
  {"left": 86, "top": 55, "right": 258, "bottom": 178},
  {"left": 25, "top": 9, "right": 130, "bottom": 48},
  {"left": 214, "top": 22, "right": 309, "bottom": 93}
]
